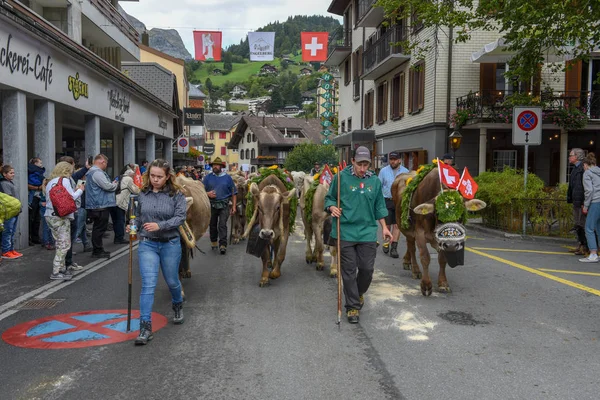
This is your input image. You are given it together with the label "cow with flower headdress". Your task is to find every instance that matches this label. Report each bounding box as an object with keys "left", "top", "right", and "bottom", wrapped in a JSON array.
[{"left": 392, "top": 160, "right": 486, "bottom": 296}]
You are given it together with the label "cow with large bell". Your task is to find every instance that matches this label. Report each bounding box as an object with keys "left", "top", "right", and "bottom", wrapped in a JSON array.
[{"left": 392, "top": 162, "right": 486, "bottom": 296}]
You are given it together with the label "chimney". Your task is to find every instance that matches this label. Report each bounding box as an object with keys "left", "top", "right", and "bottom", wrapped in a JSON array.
[{"left": 142, "top": 31, "right": 149, "bottom": 46}]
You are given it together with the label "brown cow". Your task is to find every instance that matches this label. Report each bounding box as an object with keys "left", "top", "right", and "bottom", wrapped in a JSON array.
[
  {"left": 299, "top": 177, "right": 338, "bottom": 277},
  {"left": 243, "top": 174, "right": 296, "bottom": 287},
  {"left": 392, "top": 168, "right": 486, "bottom": 296}
]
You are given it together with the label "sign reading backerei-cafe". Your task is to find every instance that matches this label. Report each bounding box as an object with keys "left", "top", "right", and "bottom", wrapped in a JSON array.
[{"left": 0, "top": 25, "right": 173, "bottom": 137}]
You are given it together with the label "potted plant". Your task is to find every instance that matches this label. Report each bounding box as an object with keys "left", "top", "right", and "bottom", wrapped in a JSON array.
[
  {"left": 449, "top": 109, "right": 478, "bottom": 128},
  {"left": 547, "top": 106, "right": 589, "bottom": 131}
]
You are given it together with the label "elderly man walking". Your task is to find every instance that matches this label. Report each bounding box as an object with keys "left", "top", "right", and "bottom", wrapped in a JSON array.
[{"left": 568, "top": 148, "right": 588, "bottom": 256}]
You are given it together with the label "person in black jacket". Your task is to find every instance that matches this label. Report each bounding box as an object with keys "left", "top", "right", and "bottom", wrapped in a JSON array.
[{"left": 567, "top": 148, "right": 588, "bottom": 255}]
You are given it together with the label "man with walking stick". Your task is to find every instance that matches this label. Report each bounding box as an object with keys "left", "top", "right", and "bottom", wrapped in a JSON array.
[{"left": 325, "top": 146, "right": 392, "bottom": 324}]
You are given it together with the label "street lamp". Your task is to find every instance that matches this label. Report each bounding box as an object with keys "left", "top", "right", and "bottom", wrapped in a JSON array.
[{"left": 449, "top": 130, "right": 463, "bottom": 163}]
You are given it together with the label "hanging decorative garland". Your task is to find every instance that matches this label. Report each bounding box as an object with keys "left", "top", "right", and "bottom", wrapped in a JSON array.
[
  {"left": 246, "top": 166, "right": 298, "bottom": 232},
  {"left": 400, "top": 163, "right": 437, "bottom": 230}
]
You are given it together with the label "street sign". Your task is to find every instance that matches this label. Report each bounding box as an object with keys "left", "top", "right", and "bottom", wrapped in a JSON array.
[
  {"left": 321, "top": 83, "right": 332, "bottom": 90},
  {"left": 321, "top": 120, "right": 332, "bottom": 128},
  {"left": 177, "top": 138, "right": 189, "bottom": 153},
  {"left": 203, "top": 143, "right": 215, "bottom": 155},
  {"left": 322, "top": 73, "right": 333, "bottom": 81},
  {"left": 321, "top": 129, "right": 333, "bottom": 136},
  {"left": 2, "top": 310, "right": 167, "bottom": 349},
  {"left": 321, "top": 111, "right": 333, "bottom": 119},
  {"left": 512, "top": 106, "right": 542, "bottom": 145},
  {"left": 321, "top": 101, "right": 332, "bottom": 109},
  {"left": 321, "top": 92, "right": 332, "bottom": 100},
  {"left": 322, "top": 138, "right": 332, "bottom": 145}
]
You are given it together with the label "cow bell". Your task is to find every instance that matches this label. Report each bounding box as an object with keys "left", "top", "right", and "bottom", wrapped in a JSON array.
[{"left": 435, "top": 222, "right": 466, "bottom": 268}]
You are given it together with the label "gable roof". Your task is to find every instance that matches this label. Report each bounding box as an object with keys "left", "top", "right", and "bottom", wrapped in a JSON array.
[
  {"left": 188, "top": 83, "right": 206, "bottom": 99},
  {"left": 229, "top": 116, "right": 322, "bottom": 148},
  {"left": 204, "top": 114, "right": 241, "bottom": 131}
]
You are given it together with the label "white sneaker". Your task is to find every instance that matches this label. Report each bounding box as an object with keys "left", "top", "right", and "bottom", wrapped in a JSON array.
[
  {"left": 579, "top": 254, "right": 599, "bottom": 263},
  {"left": 67, "top": 263, "right": 84, "bottom": 271}
]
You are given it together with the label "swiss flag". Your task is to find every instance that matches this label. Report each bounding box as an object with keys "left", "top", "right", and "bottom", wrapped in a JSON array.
[
  {"left": 301, "top": 32, "right": 328, "bottom": 62},
  {"left": 438, "top": 160, "right": 460, "bottom": 189},
  {"left": 458, "top": 167, "right": 478, "bottom": 199},
  {"left": 133, "top": 165, "right": 143, "bottom": 188}
]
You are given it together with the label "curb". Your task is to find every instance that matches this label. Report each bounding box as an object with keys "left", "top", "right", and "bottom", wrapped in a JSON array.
[{"left": 466, "top": 222, "right": 575, "bottom": 246}]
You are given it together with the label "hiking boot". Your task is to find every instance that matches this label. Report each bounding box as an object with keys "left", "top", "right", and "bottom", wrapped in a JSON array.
[
  {"left": 359, "top": 294, "right": 365, "bottom": 308},
  {"left": 50, "top": 272, "right": 73, "bottom": 281},
  {"left": 135, "top": 321, "right": 153, "bottom": 345},
  {"left": 390, "top": 242, "right": 399, "bottom": 258},
  {"left": 2, "top": 252, "right": 19, "bottom": 259},
  {"left": 172, "top": 302, "right": 184, "bottom": 325},
  {"left": 579, "top": 253, "right": 599, "bottom": 263},
  {"left": 220, "top": 245, "right": 227, "bottom": 255},
  {"left": 92, "top": 251, "right": 111, "bottom": 259},
  {"left": 382, "top": 241, "right": 390, "bottom": 254},
  {"left": 347, "top": 309, "right": 359, "bottom": 324},
  {"left": 67, "top": 263, "right": 84, "bottom": 271},
  {"left": 211, "top": 241, "right": 218, "bottom": 250}
]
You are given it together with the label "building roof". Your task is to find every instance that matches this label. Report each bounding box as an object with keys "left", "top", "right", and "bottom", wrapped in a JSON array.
[
  {"left": 188, "top": 83, "right": 206, "bottom": 99},
  {"left": 139, "top": 44, "right": 185, "bottom": 66},
  {"left": 121, "top": 62, "right": 175, "bottom": 107},
  {"left": 229, "top": 116, "right": 322, "bottom": 148},
  {"left": 204, "top": 114, "right": 241, "bottom": 131}
]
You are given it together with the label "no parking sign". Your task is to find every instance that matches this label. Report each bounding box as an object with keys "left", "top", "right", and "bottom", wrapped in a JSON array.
[{"left": 512, "top": 106, "right": 542, "bottom": 145}]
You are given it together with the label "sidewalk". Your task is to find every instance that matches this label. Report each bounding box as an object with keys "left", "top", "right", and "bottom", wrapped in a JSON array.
[
  {"left": 467, "top": 218, "right": 575, "bottom": 246},
  {"left": 0, "top": 230, "right": 129, "bottom": 307}
]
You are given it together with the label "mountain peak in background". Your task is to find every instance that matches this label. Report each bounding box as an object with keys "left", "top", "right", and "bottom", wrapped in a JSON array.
[{"left": 119, "top": 7, "right": 193, "bottom": 61}]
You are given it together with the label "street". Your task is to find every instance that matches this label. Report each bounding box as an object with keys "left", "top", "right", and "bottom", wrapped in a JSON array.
[{"left": 0, "top": 225, "right": 599, "bottom": 400}]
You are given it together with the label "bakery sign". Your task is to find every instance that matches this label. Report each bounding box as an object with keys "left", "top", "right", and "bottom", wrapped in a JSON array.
[{"left": 68, "top": 73, "right": 89, "bottom": 100}]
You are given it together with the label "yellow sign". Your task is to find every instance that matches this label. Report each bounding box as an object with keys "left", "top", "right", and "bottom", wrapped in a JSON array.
[{"left": 68, "top": 73, "right": 89, "bottom": 101}]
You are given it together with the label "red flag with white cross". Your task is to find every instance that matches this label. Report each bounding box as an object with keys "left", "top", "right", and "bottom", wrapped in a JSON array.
[
  {"left": 301, "top": 32, "right": 329, "bottom": 62},
  {"left": 437, "top": 160, "right": 460, "bottom": 189},
  {"left": 458, "top": 167, "right": 478, "bottom": 199}
]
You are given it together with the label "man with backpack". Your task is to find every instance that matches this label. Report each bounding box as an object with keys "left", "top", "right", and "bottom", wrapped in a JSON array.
[{"left": 85, "top": 154, "right": 118, "bottom": 258}]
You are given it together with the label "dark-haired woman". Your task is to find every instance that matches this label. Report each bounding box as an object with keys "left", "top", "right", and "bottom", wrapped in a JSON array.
[
  {"left": 128, "top": 159, "right": 187, "bottom": 345},
  {"left": 581, "top": 153, "right": 600, "bottom": 263}
]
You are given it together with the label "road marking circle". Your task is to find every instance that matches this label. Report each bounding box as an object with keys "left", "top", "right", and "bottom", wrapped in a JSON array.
[{"left": 2, "top": 309, "right": 168, "bottom": 349}]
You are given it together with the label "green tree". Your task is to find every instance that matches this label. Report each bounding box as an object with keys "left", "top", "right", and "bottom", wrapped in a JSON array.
[
  {"left": 269, "top": 88, "right": 284, "bottom": 113},
  {"left": 223, "top": 52, "right": 233, "bottom": 74},
  {"left": 205, "top": 78, "right": 213, "bottom": 94},
  {"left": 376, "top": 0, "right": 600, "bottom": 83},
  {"left": 290, "top": 85, "right": 302, "bottom": 107},
  {"left": 284, "top": 143, "right": 338, "bottom": 172}
]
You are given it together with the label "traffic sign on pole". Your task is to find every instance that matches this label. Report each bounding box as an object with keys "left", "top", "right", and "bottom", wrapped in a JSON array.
[{"left": 512, "top": 106, "right": 542, "bottom": 145}]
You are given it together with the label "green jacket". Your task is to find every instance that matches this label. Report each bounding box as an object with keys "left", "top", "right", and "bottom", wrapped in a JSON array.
[{"left": 324, "top": 166, "right": 387, "bottom": 242}]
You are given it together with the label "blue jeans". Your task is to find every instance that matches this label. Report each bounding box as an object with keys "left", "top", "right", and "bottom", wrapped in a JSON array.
[
  {"left": 585, "top": 202, "right": 600, "bottom": 251},
  {"left": 2, "top": 216, "right": 18, "bottom": 253},
  {"left": 76, "top": 208, "right": 89, "bottom": 246},
  {"left": 138, "top": 238, "right": 183, "bottom": 322},
  {"left": 40, "top": 206, "right": 54, "bottom": 245}
]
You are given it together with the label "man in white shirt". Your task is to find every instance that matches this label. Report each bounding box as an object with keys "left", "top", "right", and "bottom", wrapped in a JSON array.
[{"left": 378, "top": 152, "right": 409, "bottom": 258}]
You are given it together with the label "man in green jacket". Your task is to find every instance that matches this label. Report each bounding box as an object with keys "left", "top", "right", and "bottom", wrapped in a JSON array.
[{"left": 325, "top": 146, "right": 392, "bottom": 324}]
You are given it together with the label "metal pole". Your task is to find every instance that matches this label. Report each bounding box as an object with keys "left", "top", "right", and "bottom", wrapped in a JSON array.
[
  {"left": 336, "top": 151, "right": 342, "bottom": 325},
  {"left": 522, "top": 141, "right": 529, "bottom": 235}
]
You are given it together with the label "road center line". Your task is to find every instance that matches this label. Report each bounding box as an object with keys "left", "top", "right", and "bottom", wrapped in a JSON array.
[
  {"left": 466, "top": 247, "right": 600, "bottom": 297},
  {"left": 471, "top": 247, "right": 570, "bottom": 255},
  {"left": 538, "top": 268, "right": 600, "bottom": 277}
]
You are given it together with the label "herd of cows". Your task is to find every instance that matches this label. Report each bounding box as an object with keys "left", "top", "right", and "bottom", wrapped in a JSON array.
[{"left": 172, "top": 165, "right": 486, "bottom": 295}]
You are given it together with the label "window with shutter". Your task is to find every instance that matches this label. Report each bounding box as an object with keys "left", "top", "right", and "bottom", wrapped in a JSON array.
[
  {"left": 418, "top": 63, "right": 425, "bottom": 111},
  {"left": 221, "top": 147, "right": 226, "bottom": 156},
  {"left": 408, "top": 62, "right": 424, "bottom": 113},
  {"left": 344, "top": 59, "right": 351, "bottom": 86},
  {"left": 377, "top": 81, "right": 388, "bottom": 124},
  {"left": 219, "top": 132, "right": 226, "bottom": 139},
  {"left": 364, "top": 90, "right": 374, "bottom": 128}
]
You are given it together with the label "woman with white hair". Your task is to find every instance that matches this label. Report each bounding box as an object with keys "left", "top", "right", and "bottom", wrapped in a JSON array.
[{"left": 116, "top": 164, "right": 141, "bottom": 235}]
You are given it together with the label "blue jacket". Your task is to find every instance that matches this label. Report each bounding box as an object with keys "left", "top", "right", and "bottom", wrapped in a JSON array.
[
  {"left": 85, "top": 166, "right": 118, "bottom": 210},
  {"left": 28, "top": 164, "right": 45, "bottom": 186}
]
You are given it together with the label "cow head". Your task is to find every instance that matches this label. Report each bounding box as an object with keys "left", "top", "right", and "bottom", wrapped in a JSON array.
[
  {"left": 247, "top": 183, "right": 296, "bottom": 241},
  {"left": 413, "top": 192, "right": 486, "bottom": 267}
]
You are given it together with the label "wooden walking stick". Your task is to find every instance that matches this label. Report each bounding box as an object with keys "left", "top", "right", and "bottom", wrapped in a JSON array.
[
  {"left": 126, "top": 195, "right": 136, "bottom": 332},
  {"left": 336, "top": 153, "right": 342, "bottom": 325}
]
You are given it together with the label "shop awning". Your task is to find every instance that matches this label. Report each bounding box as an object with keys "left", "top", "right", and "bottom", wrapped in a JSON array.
[
  {"left": 332, "top": 130, "right": 376, "bottom": 147},
  {"left": 470, "top": 38, "right": 572, "bottom": 63}
]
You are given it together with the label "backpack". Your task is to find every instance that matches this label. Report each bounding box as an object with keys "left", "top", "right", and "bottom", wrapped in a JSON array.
[
  {"left": 49, "top": 178, "right": 77, "bottom": 217},
  {"left": 0, "top": 192, "right": 22, "bottom": 231}
]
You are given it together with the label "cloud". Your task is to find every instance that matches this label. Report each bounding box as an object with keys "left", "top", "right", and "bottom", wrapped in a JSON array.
[{"left": 121, "top": 0, "right": 342, "bottom": 55}]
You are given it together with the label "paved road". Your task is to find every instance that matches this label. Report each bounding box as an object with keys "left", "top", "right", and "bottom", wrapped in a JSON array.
[{"left": 0, "top": 226, "right": 599, "bottom": 399}]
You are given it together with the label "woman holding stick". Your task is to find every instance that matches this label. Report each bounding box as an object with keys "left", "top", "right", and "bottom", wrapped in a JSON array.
[{"left": 325, "top": 147, "right": 392, "bottom": 324}]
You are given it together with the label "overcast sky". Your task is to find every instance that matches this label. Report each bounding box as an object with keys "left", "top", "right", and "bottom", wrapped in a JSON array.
[{"left": 120, "top": 0, "right": 341, "bottom": 56}]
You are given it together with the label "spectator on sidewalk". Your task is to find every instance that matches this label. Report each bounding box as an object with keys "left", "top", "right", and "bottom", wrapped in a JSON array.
[
  {"left": 378, "top": 151, "right": 409, "bottom": 258},
  {"left": 75, "top": 175, "right": 91, "bottom": 252},
  {"left": 57, "top": 156, "right": 91, "bottom": 269},
  {"left": 39, "top": 179, "right": 55, "bottom": 250},
  {"left": 85, "top": 154, "right": 118, "bottom": 259},
  {"left": 114, "top": 164, "right": 141, "bottom": 242},
  {"left": 139, "top": 160, "right": 148, "bottom": 174},
  {"left": 568, "top": 148, "right": 588, "bottom": 256},
  {"left": 0, "top": 165, "right": 23, "bottom": 259},
  {"left": 580, "top": 153, "right": 600, "bottom": 262},
  {"left": 129, "top": 159, "right": 187, "bottom": 345},
  {"left": 44, "top": 162, "right": 85, "bottom": 280},
  {"left": 27, "top": 158, "right": 45, "bottom": 245}
]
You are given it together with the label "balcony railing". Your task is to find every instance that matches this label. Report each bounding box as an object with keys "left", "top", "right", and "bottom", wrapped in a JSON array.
[
  {"left": 357, "top": 0, "right": 378, "bottom": 22},
  {"left": 251, "top": 158, "right": 286, "bottom": 165},
  {"left": 456, "top": 89, "right": 600, "bottom": 124},
  {"left": 89, "top": 0, "right": 140, "bottom": 44},
  {"left": 363, "top": 25, "right": 407, "bottom": 76},
  {"left": 328, "top": 27, "right": 352, "bottom": 54}
]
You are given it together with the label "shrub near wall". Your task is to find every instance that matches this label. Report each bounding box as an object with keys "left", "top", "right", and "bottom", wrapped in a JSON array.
[{"left": 475, "top": 168, "right": 572, "bottom": 236}]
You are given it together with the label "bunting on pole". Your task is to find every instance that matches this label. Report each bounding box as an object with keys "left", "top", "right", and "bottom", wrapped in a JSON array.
[
  {"left": 193, "top": 31, "right": 222, "bottom": 61},
  {"left": 248, "top": 32, "right": 275, "bottom": 61},
  {"left": 438, "top": 160, "right": 460, "bottom": 189},
  {"left": 458, "top": 167, "right": 478, "bottom": 199}
]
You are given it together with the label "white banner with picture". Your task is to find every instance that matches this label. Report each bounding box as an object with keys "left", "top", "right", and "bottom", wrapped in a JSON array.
[{"left": 248, "top": 32, "right": 275, "bottom": 61}]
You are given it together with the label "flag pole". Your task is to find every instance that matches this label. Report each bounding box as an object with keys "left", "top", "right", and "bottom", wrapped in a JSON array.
[
  {"left": 457, "top": 167, "right": 466, "bottom": 190},
  {"left": 437, "top": 158, "right": 444, "bottom": 192},
  {"left": 336, "top": 150, "right": 342, "bottom": 325},
  {"left": 126, "top": 195, "right": 135, "bottom": 332}
]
